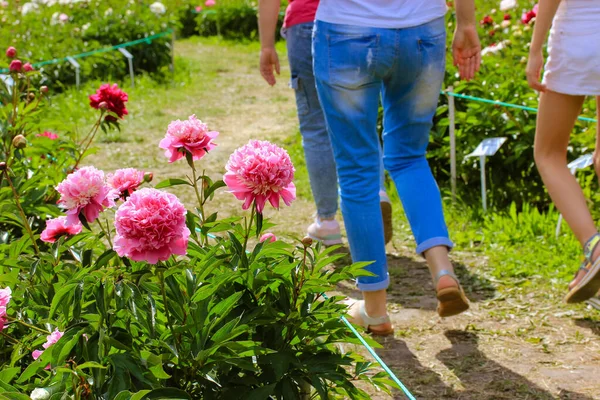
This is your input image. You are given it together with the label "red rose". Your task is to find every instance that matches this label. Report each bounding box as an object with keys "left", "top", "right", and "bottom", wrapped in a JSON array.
[
  {"left": 5, "top": 46, "right": 16, "bottom": 58},
  {"left": 480, "top": 15, "right": 493, "bottom": 26},
  {"left": 503, "top": 13, "right": 511, "bottom": 20},
  {"left": 89, "top": 83, "right": 129, "bottom": 122}
]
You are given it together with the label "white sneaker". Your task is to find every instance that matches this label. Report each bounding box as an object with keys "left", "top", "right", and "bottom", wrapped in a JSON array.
[{"left": 307, "top": 217, "right": 343, "bottom": 246}]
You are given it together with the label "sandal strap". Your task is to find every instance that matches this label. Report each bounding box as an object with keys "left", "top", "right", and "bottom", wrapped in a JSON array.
[
  {"left": 434, "top": 269, "right": 460, "bottom": 287},
  {"left": 583, "top": 233, "right": 600, "bottom": 263},
  {"left": 358, "top": 301, "right": 390, "bottom": 327}
]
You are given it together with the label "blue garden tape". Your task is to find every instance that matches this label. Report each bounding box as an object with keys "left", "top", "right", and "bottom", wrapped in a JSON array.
[
  {"left": 203, "top": 230, "right": 416, "bottom": 399},
  {"left": 442, "top": 90, "right": 597, "bottom": 123}
]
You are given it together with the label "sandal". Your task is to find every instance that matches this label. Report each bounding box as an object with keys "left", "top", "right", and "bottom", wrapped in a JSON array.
[
  {"left": 435, "top": 270, "right": 470, "bottom": 318},
  {"left": 343, "top": 300, "right": 394, "bottom": 336},
  {"left": 565, "top": 233, "right": 600, "bottom": 303}
]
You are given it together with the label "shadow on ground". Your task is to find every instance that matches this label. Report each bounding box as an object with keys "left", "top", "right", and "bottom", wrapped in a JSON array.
[{"left": 332, "top": 247, "right": 496, "bottom": 311}]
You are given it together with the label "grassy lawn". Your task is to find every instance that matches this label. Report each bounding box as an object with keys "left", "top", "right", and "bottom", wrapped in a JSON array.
[{"left": 43, "top": 36, "right": 600, "bottom": 399}]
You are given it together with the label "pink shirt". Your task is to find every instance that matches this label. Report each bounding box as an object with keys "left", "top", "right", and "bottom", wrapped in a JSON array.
[{"left": 284, "top": 0, "right": 319, "bottom": 28}]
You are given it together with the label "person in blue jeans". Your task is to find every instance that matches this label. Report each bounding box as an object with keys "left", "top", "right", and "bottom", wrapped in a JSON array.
[
  {"left": 313, "top": 1, "right": 482, "bottom": 333},
  {"left": 257, "top": 0, "right": 393, "bottom": 246}
]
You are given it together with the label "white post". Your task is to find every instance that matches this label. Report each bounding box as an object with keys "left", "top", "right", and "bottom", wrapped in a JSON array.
[
  {"left": 448, "top": 89, "right": 457, "bottom": 203},
  {"left": 556, "top": 214, "right": 563, "bottom": 239},
  {"left": 480, "top": 155, "right": 487, "bottom": 212},
  {"left": 66, "top": 56, "right": 80, "bottom": 90},
  {"left": 170, "top": 30, "right": 176, "bottom": 74},
  {"left": 118, "top": 48, "right": 135, "bottom": 87}
]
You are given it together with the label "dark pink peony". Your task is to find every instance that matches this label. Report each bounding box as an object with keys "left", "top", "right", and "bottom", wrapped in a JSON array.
[
  {"left": 56, "top": 166, "right": 116, "bottom": 226},
  {"left": 32, "top": 328, "right": 64, "bottom": 367},
  {"left": 224, "top": 140, "right": 296, "bottom": 213},
  {"left": 9, "top": 60, "right": 22, "bottom": 72},
  {"left": 5, "top": 46, "right": 16, "bottom": 58},
  {"left": 259, "top": 233, "right": 277, "bottom": 243},
  {"left": 159, "top": 115, "right": 219, "bottom": 163},
  {"left": 37, "top": 131, "right": 58, "bottom": 140},
  {"left": 0, "top": 287, "right": 11, "bottom": 323},
  {"left": 40, "top": 217, "right": 82, "bottom": 243},
  {"left": 113, "top": 188, "right": 190, "bottom": 264},
  {"left": 23, "top": 62, "right": 34, "bottom": 72},
  {"left": 521, "top": 4, "right": 538, "bottom": 24},
  {"left": 89, "top": 83, "right": 129, "bottom": 121}
]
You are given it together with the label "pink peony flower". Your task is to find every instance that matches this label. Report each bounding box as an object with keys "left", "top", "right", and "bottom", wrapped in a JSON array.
[
  {"left": 0, "top": 287, "right": 11, "bottom": 319},
  {"left": 5, "top": 46, "right": 16, "bottom": 58},
  {"left": 113, "top": 188, "right": 190, "bottom": 264},
  {"left": 159, "top": 115, "right": 219, "bottom": 163},
  {"left": 89, "top": 83, "right": 128, "bottom": 121},
  {"left": 224, "top": 140, "right": 296, "bottom": 213},
  {"left": 195, "top": 5, "right": 202, "bottom": 12},
  {"left": 521, "top": 4, "right": 537, "bottom": 24},
  {"left": 56, "top": 166, "right": 116, "bottom": 226},
  {"left": 23, "top": 62, "right": 34, "bottom": 72},
  {"left": 40, "top": 217, "right": 83, "bottom": 243},
  {"left": 259, "top": 233, "right": 277, "bottom": 243},
  {"left": 0, "top": 316, "right": 6, "bottom": 332},
  {"left": 205, "top": 0, "right": 215, "bottom": 6},
  {"left": 32, "top": 328, "right": 64, "bottom": 367},
  {"left": 37, "top": 131, "right": 58, "bottom": 140},
  {"left": 107, "top": 168, "right": 145, "bottom": 199},
  {"left": 9, "top": 59, "right": 22, "bottom": 72},
  {"left": 59, "top": 13, "right": 68, "bottom": 22}
]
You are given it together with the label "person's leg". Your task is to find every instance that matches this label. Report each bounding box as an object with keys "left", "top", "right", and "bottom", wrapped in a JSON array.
[
  {"left": 378, "top": 142, "right": 394, "bottom": 244},
  {"left": 313, "top": 21, "right": 390, "bottom": 324},
  {"left": 534, "top": 91, "right": 599, "bottom": 292},
  {"left": 380, "top": 17, "right": 466, "bottom": 316},
  {"left": 285, "top": 23, "right": 340, "bottom": 231}
]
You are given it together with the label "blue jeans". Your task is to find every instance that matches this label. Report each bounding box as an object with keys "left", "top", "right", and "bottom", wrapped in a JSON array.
[
  {"left": 285, "top": 22, "right": 385, "bottom": 220},
  {"left": 313, "top": 18, "right": 453, "bottom": 291}
]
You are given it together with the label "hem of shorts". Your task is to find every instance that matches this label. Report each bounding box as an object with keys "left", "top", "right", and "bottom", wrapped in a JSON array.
[
  {"left": 357, "top": 274, "right": 390, "bottom": 292},
  {"left": 416, "top": 237, "right": 454, "bottom": 255},
  {"left": 544, "top": 81, "right": 600, "bottom": 97}
]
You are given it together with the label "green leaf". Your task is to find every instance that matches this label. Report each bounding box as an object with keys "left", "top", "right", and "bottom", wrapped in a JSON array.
[
  {"left": 49, "top": 283, "right": 78, "bottom": 318},
  {"left": 155, "top": 178, "right": 191, "bottom": 189},
  {"left": 77, "top": 362, "right": 107, "bottom": 370},
  {"left": 95, "top": 249, "right": 116, "bottom": 268},
  {"left": 140, "top": 388, "right": 191, "bottom": 400},
  {"left": 246, "top": 384, "right": 276, "bottom": 400},
  {"left": 0, "top": 368, "right": 20, "bottom": 384},
  {"left": 0, "top": 393, "right": 31, "bottom": 400}
]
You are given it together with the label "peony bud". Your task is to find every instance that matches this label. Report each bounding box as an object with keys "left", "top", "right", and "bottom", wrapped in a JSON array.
[
  {"left": 23, "top": 62, "right": 34, "bottom": 72},
  {"left": 40, "top": 86, "right": 49, "bottom": 94},
  {"left": 301, "top": 236, "right": 313, "bottom": 248},
  {"left": 9, "top": 59, "right": 22, "bottom": 72},
  {"left": 0, "top": 162, "right": 6, "bottom": 171},
  {"left": 98, "top": 101, "right": 108, "bottom": 109},
  {"left": 29, "top": 388, "right": 50, "bottom": 400},
  {"left": 143, "top": 172, "right": 153, "bottom": 183},
  {"left": 12, "top": 135, "right": 27, "bottom": 149},
  {"left": 5, "top": 46, "right": 16, "bottom": 58},
  {"left": 27, "top": 92, "right": 35, "bottom": 101}
]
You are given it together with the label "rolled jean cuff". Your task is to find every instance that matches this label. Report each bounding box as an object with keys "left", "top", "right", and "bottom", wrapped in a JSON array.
[
  {"left": 416, "top": 237, "right": 454, "bottom": 256},
  {"left": 357, "top": 274, "right": 390, "bottom": 292}
]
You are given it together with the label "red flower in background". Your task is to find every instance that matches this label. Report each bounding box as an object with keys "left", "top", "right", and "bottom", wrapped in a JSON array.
[
  {"left": 5, "top": 46, "right": 16, "bottom": 58},
  {"left": 503, "top": 13, "right": 511, "bottom": 20},
  {"left": 9, "top": 60, "right": 22, "bottom": 72},
  {"left": 480, "top": 15, "right": 493, "bottom": 26},
  {"left": 89, "top": 83, "right": 129, "bottom": 122},
  {"left": 521, "top": 4, "right": 538, "bottom": 24}
]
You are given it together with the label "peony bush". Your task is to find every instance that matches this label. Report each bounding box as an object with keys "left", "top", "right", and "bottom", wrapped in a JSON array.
[{"left": 0, "top": 45, "right": 394, "bottom": 399}]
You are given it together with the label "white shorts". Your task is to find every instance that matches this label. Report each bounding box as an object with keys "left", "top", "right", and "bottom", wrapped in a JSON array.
[{"left": 542, "top": 1, "right": 600, "bottom": 96}]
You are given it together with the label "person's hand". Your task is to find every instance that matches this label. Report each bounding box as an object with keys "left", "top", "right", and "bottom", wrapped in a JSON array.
[
  {"left": 452, "top": 24, "right": 481, "bottom": 81},
  {"left": 260, "top": 47, "right": 280, "bottom": 86},
  {"left": 526, "top": 50, "right": 546, "bottom": 92}
]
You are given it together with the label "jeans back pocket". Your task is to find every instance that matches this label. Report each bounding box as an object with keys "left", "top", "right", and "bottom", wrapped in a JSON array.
[{"left": 327, "top": 34, "right": 379, "bottom": 88}]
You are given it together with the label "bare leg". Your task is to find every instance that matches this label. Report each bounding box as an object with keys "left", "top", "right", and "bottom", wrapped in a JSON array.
[
  {"left": 425, "top": 246, "right": 457, "bottom": 291},
  {"left": 534, "top": 91, "right": 599, "bottom": 288}
]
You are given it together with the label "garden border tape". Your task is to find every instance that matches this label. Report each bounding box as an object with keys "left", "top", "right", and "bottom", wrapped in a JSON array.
[{"left": 0, "top": 30, "right": 173, "bottom": 73}]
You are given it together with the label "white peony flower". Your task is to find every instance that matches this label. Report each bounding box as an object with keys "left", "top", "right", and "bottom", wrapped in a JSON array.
[
  {"left": 104, "top": 7, "right": 112, "bottom": 16},
  {"left": 21, "top": 2, "right": 39, "bottom": 15},
  {"left": 500, "top": 0, "right": 517, "bottom": 11},
  {"left": 150, "top": 1, "right": 166, "bottom": 15},
  {"left": 481, "top": 40, "right": 510, "bottom": 56},
  {"left": 30, "top": 388, "right": 50, "bottom": 400}
]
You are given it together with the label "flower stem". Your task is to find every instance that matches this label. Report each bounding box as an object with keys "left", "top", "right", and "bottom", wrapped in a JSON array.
[
  {"left": 190, "top": 161, "right": 207, "bottom": 245},
  {"left": 242, "top": 202, "right": 256, "bottom": 253},
  {"left": 0, "top": 331, "right": 20, "bottom": 344},
  {"left": 73, "top": 111, "right": 104, "bottom": 171},
  {"left": 2, "top": 169, "right": 40, "bottom": 256},
  {"left": 8, "top": 317, "right": 50, "bottom": 334},
  {"left": 158, "top": 269, "right": 181, "bottom": 356},
  {"left": 96, "top": 219, "right": 113, "bottom": 248}
]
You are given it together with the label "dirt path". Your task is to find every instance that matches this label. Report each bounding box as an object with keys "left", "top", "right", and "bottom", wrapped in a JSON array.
[{"left": 87, "top": 38, "right": 600, "bottom": 400}]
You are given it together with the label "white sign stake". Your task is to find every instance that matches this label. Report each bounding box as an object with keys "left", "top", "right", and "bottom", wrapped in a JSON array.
[
  {"left": 466, "top": 137, "right": 507, "bottom": 212},
  {"left": 66, "top": 56, "right": 81, "bottom": 89},
  {"left": 447, "top": 90, "right": 457, "bottom": 203},
  {"left": 118, "top": 48, "right": 135, "bottom": 88},
  {"left": 556, "top": 154, "right": 594, "bottom": 238}
]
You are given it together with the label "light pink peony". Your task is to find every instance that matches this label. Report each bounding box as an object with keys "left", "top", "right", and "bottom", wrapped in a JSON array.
[
  {"left": 205, "top": 0, "right": 215, "bottom": 6},
  {"left": 37, "top": 131, "right": 58, "bottom": 140},
  {"left": 56, "top": 166, "right": 116, "bottom": 226},
  {"left": 32, "top": 328, "right": 64, "bottom": 366},
  {"left": 0, "top": 316, "right": 5, "bottom": 332},
  {"left": 113, "top": 188, "right": 190, "bottom": 264},
  {"left": 195, "top": 5, "right": 202, "bottom": 12},
  {"left": 0, "top": 287, "right": 11, "bottom": 319},
  {"left": 224, "top": 140, "right": 296, "bottom": 213},
  {"left": 259, "top": 233, "right": 277, "bottom": 243},
  {"left": 107, "top": 168, "right": 145, "bottom": 199},
  {"left": 159, "top": 115, "right": 219, "bottom": 163},
  {"left": 40, "top": 217, "right": 83, "bottom": 243}
]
